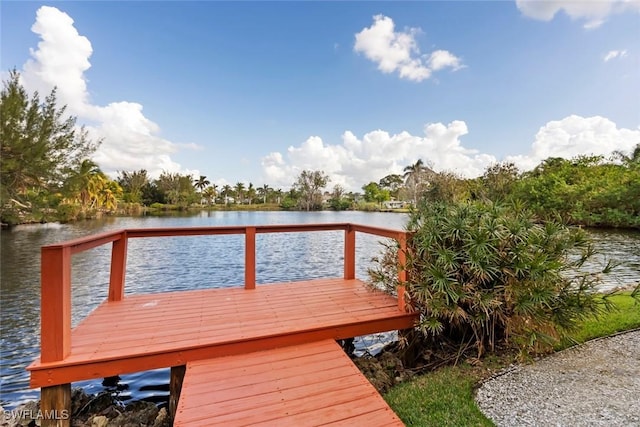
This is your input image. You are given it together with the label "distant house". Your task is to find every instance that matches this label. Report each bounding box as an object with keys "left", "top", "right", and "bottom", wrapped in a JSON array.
[{"left": 383, "top": 201, "right": 406, "bottom": 209}]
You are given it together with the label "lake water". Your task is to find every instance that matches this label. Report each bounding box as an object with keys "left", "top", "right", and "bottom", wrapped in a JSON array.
[{"left": 1, "top": 211, "right": 638, "bottom": 408}]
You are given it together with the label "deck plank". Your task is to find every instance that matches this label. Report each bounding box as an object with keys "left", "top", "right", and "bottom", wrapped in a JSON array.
[
  {"left": 174, "top": 340, "right": 404, "bottom": 426},
  {"left": 28, "top": 279, "right": 416, "bottom": 387}
]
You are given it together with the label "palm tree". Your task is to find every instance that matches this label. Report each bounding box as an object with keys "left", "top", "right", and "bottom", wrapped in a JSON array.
[
  {"left": 117, "top": 169, "right": 148, "bottom": 204},
  {"left": 96, "top": 180, "right": 123, "bottom": 212},
  {"left": 210, "top": 183, "right": 219, "bottom": 203},
  {"left": 194, "top": 175, "right": 210, "bottom": 191},
  {"left": 193, "top": 175, "right": 210, "bottom": 205},
  {"left": 221, "top": 184, "right": 233, "bottom": 205},
  {"left": 65, "top": 159, "right": 102, "bottom": 210},
  {"left": 86, "top": 173, "right": 106, "bottom": 209},
  {"left": 66, "top": 162, "right": 124, "bottom": 213},
  {"left": 403, "top": 159, "right": 434, "bottom": 205},
  {"left": 274, "top": 189, "right": 283, "bottom": 204},
  {"left": 257, "top": 184, "right": 272, "bottom": 204},
  {"left": 202, "top": 186, "right": 217, "bottom": 205},
  {"left": 246, "top": 183, "right": 256, "bottom": 205},
  {"left": 613, "top": 144, "right": 640, "bottom": 168},
  {"left": 234, "top": 182, "right": 245, "bottom": 204}
]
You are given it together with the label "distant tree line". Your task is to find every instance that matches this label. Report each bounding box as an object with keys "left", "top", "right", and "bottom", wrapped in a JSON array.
[
  {"left": 417, "top": 152, "right": 640, "bottom": 229},
  {"left": 2, "top": 70, "right": 638, "bottom": 228}
]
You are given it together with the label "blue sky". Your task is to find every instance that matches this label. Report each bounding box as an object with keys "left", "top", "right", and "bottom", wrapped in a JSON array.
[{"left": 1, "top": 1, "right": 639, "bottom": 191}]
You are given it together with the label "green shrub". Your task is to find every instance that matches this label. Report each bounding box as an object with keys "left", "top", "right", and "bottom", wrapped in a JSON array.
[
  {"left": 369, "top": 201, "right": 613, "bottom": 359},
  {"left": 279, "top": 197, "right": 297, "bottom": 210},
  {"left": 357, "top": 201, "right": 380, "bottom": 212},
  {"left": 329, "top": 198, "right": 352, "bottom": 211},
  {"left": 56, "top": 203, "right": 81, "bottom": 223}
]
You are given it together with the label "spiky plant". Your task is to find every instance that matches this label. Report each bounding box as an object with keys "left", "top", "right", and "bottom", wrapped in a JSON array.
[{"left": 369, "top": 201, "right": 613, "bottom": 359}]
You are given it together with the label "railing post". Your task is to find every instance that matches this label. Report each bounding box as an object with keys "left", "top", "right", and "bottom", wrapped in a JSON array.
[
  {"left": 41, "top": 246, "right": 72, "bottom": 363},
  {"left": 245, "top": 227, "right": 256, "bottom": 289},
  {"left": 344, "top": 225, "right": 356, "bottom": 280},
  {"left": 108, "top": 231, "right": 128, "bottom": 302},
  {"left": 397, "top": 232, "right": 407, "bottom": 312}
]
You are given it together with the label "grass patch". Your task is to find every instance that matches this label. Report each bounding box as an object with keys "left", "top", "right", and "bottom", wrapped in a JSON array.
[
  {"left": 384, "top": 291, "right": 640, "bottom": 426},
  {"left": 557, "top": 291, "right": 640, "bottom": 349},
  {"left": 385, "top": 365, "right": 493, "bottom": 427}
]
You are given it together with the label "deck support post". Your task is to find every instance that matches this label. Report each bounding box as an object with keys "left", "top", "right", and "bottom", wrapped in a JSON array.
[
  {"left": 245, "top": 227, "right": 256, "bottom": 289},
  {"left": 344, "top": 226, "right": 355, "bottom": 279},
  {"left": 169, "top": 365, "right": 186, "bottom": 418},
  {"left": 108, "top": 231, "right": 128, "bottom": 301},
  {"left": 40, "top": 383, "right": 71, "bottom": 427}
]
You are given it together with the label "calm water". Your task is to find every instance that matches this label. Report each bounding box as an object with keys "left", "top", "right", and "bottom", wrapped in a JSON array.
[{"left": 1, "top": 211, "right": 639, "bottom": 408}]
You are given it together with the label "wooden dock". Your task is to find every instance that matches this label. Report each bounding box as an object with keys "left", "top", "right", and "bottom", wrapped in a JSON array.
[
  {"left": 29, "top": 223, "right": 416, "bottom": 426},
  {"left": 174, "top": 340, "right": 404, "bottom": 426}
]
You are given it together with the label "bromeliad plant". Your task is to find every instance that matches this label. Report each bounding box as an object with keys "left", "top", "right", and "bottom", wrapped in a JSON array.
[{"left": 369, "top": 201, "right": 614, "bottom": 360}]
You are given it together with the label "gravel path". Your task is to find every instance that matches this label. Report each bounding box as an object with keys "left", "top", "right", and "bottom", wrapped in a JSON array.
[{"left": 475, "top": 329, "right": 640, "bottom": 427}]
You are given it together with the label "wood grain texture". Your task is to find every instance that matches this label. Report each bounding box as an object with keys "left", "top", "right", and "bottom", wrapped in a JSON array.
[
  {"left": 174, "top": 340, "right": 404, "bottom": 426},
  {"left": 29, "top": 279, "right": 416, "bottom": 387}
]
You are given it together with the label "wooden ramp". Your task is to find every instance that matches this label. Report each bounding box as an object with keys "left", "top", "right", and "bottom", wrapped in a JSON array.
[{"left": 174, "top": 340, "right": 404, "bottom": 426}]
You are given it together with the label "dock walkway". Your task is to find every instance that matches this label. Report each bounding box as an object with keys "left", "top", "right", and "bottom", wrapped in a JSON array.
[{"left": 175, "top": 340, "right": 404, "bottom": 426}]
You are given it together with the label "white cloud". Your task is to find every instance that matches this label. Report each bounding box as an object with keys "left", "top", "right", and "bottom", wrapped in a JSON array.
[
  {"left": 22, "top": 7, "right": 92, "bottom": 113},
  {"left": 506, "top": 115, "right": 640, "bottom": 170},
  {"left": 19, "top": 6, "right": 195, "bottom": 179},
  {"left": 262, "top": 115, "right": 640, "bottom": 191},
  {"left": 428, "top": 50, "right": 464, "bottom": 71},
  {"left": 261, "top": 121, "right": 495, "bottom": 191},
  {"left": 354, "top": 15, "right": 463, "bottom": 82},
  {"left": 515, "top": 0, "right": 640, "bottom": 29},
  {"left": 603, "top": 49, "right": 628, "bottom": 62}
]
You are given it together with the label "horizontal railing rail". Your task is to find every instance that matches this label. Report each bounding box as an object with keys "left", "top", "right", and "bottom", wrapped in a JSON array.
[{"left": 39, "top": 223, "right": 408, "bottom": 363}]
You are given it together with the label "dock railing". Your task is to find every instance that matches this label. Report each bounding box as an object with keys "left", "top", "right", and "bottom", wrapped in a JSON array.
[{"left": 40, "top": 223, "right": 408, "bottom": 364}]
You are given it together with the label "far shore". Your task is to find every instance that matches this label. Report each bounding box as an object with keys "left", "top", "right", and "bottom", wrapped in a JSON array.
[{"left": 1, "top": 203, "right": 413, "bottom": 228}]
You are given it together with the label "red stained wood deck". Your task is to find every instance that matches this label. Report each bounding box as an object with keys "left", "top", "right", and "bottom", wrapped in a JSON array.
[
  {"left": 174, "top": 340, "right": 404, "bottom": 426},
  {"left": 29, "top": 223, "right": 415, "bottom": 426},
  {"left": 28, "top": 278, "right": 415, "bottom": 387}
]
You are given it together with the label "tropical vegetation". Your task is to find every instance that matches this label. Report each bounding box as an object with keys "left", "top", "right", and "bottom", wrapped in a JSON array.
[
  {"left": 369, "top": 201, "right": 621, "bottom": 361},
  {"left": 1, "top": 70, "right": 101, "bottom": 224}
]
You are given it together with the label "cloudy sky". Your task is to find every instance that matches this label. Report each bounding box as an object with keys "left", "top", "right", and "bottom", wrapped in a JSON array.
[{"left": 2, "top": 1, "right": 639, "bottom": 191}]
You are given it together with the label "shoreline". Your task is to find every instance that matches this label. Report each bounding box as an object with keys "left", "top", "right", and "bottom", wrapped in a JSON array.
[
  {"left": 4, "top": 204, "right": 640, "bottom": 230},
  {"left": 1, "top": 205, "right": 412, "bottom": 229}
]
